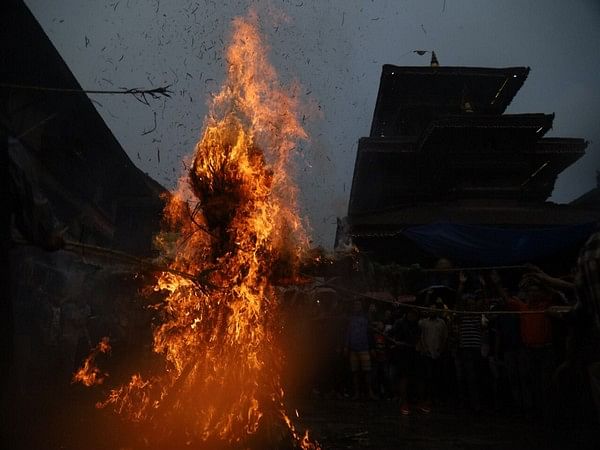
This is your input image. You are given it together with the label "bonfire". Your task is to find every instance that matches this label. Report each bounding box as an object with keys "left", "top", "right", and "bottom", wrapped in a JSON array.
[{"left": 75, "top": 11, "right": 317, "bottom": 450}]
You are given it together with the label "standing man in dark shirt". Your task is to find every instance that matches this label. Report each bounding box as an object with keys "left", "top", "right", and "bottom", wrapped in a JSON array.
[
  {"left": 391, "top": 309, "right": 420, "bottom": 415},
  {"left": 344, "top": 299, "right": 376, "bottom": 400},
  {"left": 417, "top": 302, "right": 448, "bottom": 413},
  {"left": 488, "top": 271, "right": 524, "bottom": 409},
  {"left": 454, "top": 272, "right": 485, "bottom": 412},
  {"left": 371, "top": 320, "right": 391, "bottom": 399}
]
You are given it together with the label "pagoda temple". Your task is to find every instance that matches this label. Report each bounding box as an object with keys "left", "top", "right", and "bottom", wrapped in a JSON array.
[{"left": 339, "top": 62, "right": 600, "bottom": 267}]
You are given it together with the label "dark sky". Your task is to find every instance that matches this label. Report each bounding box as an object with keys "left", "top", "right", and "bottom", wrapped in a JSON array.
[{"left": 25, "top": 0, "right": 600, "bottom": 247}]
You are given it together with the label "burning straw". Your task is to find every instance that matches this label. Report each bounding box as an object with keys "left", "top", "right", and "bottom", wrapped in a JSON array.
[
  {"left": 72, "top": 337, "right": 111, "bottom": 387},
  {"left": 74, "top": 11, "right": 317, "bottom": 449}
]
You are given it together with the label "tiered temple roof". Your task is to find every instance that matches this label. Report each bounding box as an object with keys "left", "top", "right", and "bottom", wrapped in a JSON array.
[
  {"left": 370, "top": 65, "right": 530, "bottom": 137},
  {"left": 343, "top": 64, "right": 598, "bottom": 264}
]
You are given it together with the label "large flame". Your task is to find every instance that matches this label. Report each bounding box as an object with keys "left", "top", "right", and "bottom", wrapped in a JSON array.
[{"left": 82, "top": 12, "right": 315, "bottom": 448}]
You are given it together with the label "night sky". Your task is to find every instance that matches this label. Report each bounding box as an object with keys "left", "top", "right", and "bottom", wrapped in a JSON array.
[{"left": 25, "top": 0, "right": 600, "bottom": 247}]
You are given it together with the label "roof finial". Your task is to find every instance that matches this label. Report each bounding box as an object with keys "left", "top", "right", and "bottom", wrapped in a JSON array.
[{"left": 430, "top": 51, "right": 439, "bottom": 67}]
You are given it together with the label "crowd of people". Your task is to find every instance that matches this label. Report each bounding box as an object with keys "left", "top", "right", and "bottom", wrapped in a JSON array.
[{"left": 288, "top": 232, "right": 600, "bottom": 426}]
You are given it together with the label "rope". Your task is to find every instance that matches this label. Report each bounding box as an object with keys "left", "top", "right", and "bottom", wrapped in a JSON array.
[
  {"left": 419, "top": 265, "right": 528, "bottom": 273},
  {"left": 14, "top": 238, "right": 566, "bottom": 316},
  {"left": 14, "top": 238, "right": 200, "bottom": 285},
  {"left": 318, "top": 284, "right": 561, "bottom": 316}
]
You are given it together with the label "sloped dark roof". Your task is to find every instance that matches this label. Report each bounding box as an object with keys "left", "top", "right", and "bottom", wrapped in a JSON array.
[
  {"left": 1, "top": 0, "right": 167, "bottom": 254},
  {"left": 370, "top": 65, "right": 530, "bottom": 137},
  {"left": 347, "top": 134, "right": 587, "bottom": 216},
  {"left": 418, "top": 113, "right": 555, "bottom": 150}
]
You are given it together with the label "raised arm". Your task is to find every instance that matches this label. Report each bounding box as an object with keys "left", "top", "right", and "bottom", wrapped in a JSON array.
[{"left": 524, "top": 264, "right": 575, "bottom": 293}]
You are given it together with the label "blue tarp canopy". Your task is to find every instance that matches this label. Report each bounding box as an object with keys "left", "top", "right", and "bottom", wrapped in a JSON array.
[{"left": 402, "top": 222, "right": 598, "bottom": 266}]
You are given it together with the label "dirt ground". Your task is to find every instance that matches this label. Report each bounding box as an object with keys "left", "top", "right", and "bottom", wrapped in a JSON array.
[
  {"left": 3, "top": 371, "right": 600, "bottom": 450},
  {"left": 293, "top": 397, "right": 600, "bottom": 450}
]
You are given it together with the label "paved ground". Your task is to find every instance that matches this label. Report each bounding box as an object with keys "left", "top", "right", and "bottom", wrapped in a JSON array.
[
  {"left": 3, "top": 381, "right": 600, "bottom": 449},
  {"left": 293, "top": 397, "right": 600, "bottom": 450}
]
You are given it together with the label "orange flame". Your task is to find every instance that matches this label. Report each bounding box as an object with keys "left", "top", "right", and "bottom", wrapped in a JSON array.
[
  {"left": 86, "top": 12, "right": 317, "bottom": 448},
  {"left": 72, "top": 337, "right": 111, "bottom": 387}
]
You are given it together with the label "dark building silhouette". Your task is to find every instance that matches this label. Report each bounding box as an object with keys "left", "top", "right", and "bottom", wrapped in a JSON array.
[
  {"left": 339, "top": 64, "right": 600, "bottom": 265},
  {"left": 1, "top": 0, "right": 166, "bottom": 255},
  {"left": 1, "top": 3, "right": 166, "bottom": 448}
]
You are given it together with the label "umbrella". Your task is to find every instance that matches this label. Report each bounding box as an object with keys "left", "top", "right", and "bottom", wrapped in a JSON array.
[{"left": 417, "top": 284, "right": 457, "bottom": 306}]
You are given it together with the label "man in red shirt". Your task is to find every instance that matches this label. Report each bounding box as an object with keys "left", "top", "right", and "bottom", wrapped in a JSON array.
[
  {"left": 509, "top": 280, "right": 554, "bottom": 347},
  {"left": 508, "top": 277, "right": 557, "bottom": 415}
]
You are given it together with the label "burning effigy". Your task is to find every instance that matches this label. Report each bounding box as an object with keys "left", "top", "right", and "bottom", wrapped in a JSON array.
[{"left": 74, "top": 11, "right": 317, "bottom": 449}]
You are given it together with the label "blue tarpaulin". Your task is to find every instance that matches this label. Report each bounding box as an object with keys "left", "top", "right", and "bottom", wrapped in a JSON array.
[{"left": 402, "top": 222, "right": 598, "bottom": 265}]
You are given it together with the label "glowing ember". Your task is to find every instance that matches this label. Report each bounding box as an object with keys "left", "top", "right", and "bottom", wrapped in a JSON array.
[
  {"left": 75, "top": 11, "right": 317, "bottom": 449},
  {"left": 72, "top": 337, "right": 110, "bottom": 387}
]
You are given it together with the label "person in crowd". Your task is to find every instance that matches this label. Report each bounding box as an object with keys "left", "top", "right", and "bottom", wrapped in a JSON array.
[
  {"left": 390, "top": 309, "right": 420, "bottom": 415},
  {"left": 488, "top": 270, "right": 524, "bottom": 410},
  {"left": 485, "top": 301, "right": 502, "bottom": 410},
  {"left": 382, "top": 308, "right": 394, "bottom": 333},
  {"left": 367, "top": 302, "right": 378, "bottom": 324},
  {"left": 454, "top": 272, "right": 486, "bottom": 412},
  {"left": 311, "top": 296, "right": 345, "bottom": 399},
  {"left": 371, "top": 319, "right": 392, "bottom": 399},
  {"left": 330, "top": 299, "right": 351, "bottom": 399},
  {"left": 530, "top": 235, "right": 600, "bottom": 423},
  {"left": 280, "top": 289, "right": 315, "bottom": 398},
  {"left": 428, "top": 257, "right": 457, "bottom": 291},
  {"left": 344, "top": 299, "right": 377, "bottom": 400},
  {"left": 477, "top": 271, "right": 506, "bottom": 411},
  {"left": 416, "top": 299, "right": 448, "bottom": 413},
  {"left": 507, "top": 276, "right": 557, "bottom": 416}
]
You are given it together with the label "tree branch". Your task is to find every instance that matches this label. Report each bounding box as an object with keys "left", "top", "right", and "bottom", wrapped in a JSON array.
[{"left": 0, "top": 83, "right": 172, "bottom": 105}]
